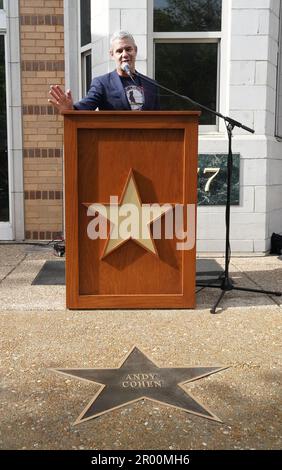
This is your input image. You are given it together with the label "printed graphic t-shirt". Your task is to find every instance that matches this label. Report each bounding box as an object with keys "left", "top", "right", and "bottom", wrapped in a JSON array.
[{"left": 120, "top": 75, "right": 145, "bottom": 110}]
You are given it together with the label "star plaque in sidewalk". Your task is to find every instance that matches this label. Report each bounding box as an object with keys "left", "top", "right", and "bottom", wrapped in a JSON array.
[{"left": 53, "top": 347, "right": 228, "bottom": 425}]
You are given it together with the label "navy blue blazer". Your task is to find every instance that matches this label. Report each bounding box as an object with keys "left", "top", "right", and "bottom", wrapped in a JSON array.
[{"left": 74, "top": 70, "right": 160, "bottom": 111}]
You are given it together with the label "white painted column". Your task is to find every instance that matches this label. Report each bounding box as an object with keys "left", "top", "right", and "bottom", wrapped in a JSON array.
[
  {"left": 64, "top": 0, "right": 80, "bottom": 102},
  {"left": 229, "top": 0, "right": 282, "bottom": 253},
  {"left": 2, "top": 0, "right": 24, "bottom": 240},
  {"left": 228, "top": 0, "right": 271, "bottom": 253}
]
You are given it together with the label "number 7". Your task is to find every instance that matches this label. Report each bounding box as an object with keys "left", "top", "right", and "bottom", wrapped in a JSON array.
[{"left": 203, "top": 168, "right": 220, "bottom": 192}]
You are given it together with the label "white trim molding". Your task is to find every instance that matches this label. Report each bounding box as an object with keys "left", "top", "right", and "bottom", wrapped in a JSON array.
[
  {"left": 0, "top": 0, "right": 24, "bottom": 240},
  {"left": 64, "top": 0, "right": 80, "bottom": 101}
]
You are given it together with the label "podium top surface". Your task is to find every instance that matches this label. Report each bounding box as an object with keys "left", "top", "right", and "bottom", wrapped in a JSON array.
[{"left": 63, "top": 110, "right": 201, "bottom": 117}]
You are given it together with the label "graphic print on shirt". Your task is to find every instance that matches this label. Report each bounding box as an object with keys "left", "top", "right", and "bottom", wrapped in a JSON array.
[{"left": 125, "top": 85, "right": 145, "bottom": 110}]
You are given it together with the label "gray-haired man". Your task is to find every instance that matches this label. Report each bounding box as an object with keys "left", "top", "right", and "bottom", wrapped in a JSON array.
[{"left": 49, "top": 31, "right": 160, "bottom": 113}]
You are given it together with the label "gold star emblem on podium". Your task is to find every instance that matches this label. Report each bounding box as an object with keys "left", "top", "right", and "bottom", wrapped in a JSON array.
[{"left": 83, "top": 170, "right": 172, "bottom": 259}]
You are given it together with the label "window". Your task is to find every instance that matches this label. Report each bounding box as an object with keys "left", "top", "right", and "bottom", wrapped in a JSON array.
[
  {"left": 155, "top": 42, "right": 218, "bottom": 124},
  {"left": 150, "top": 0, "right": 223, "bottom": 128},
  {"left": 81, "top": 50, "right": 92, "bottom": 96},
  {"left": 80, "top": 0, "right": 91, "bottom": 47},
  {"left": 154, "top": 0, "right": 221, "bottom": 32},
  {"left": 0, "top": 35, "right": 9, "bottom": 221},
  {"left": 80, "top": 0, "right": 92, "bottom": 96},
  {"left": 0, "top": 1, "right": 3, "bottom": 10}
]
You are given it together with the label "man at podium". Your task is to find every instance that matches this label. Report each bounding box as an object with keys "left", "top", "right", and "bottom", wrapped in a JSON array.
[{"left": 48, "top": 31, "right": 160, "bottom": 113}]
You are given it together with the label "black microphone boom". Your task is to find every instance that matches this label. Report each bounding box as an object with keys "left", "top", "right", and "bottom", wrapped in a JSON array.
[{"left": 135, "top": 71, "right": 254, "bottom": 134}]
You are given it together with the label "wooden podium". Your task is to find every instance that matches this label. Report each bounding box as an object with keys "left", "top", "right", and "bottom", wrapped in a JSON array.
[{"left": 64, "top": 111, "right": 199, "bottom": 309}]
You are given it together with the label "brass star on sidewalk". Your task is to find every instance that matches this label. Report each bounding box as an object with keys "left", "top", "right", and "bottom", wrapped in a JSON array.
[
  {"left": 83, "top": 170, "right": 172, "bottom": 259},
  {"left": 53, "top": 346, "right": 228, "bottom": 425}
]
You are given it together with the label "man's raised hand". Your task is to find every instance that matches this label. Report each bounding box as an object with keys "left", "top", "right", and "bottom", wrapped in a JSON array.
[{"left": 48, "top": 85, "right": 74, "bottom": 114}]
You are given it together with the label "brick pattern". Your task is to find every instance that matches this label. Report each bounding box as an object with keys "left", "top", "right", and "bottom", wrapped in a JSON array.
[
  {"left": 25, "top": 231, "right": 63, "bottom": 241},
  {"left": 22, "top": 60, "right": 65, "bottom": 72},
  {"left": 21, "top": 15, "right": 64, "bottom": 26},
  {"left": 23, "top": 105, "right": 58, "bottom": 115},
  {"left": 20, "top": 0, "right": 65, "bottom": 240},
  {"left": 24, "top": 148, "right": 63, "bottom": 158},
  {"left": 25, "top": 191, "right": 63, "bottom": 200}
]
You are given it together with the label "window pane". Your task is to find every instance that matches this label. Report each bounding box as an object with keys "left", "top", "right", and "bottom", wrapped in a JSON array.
[
  {"left": 86, "top": 53, "right": 92, "bottom": 92},
  {"left": 154, "top": 0, "right": 222, "bottom": 32},
  {"left": 82, "top": 51, "right": 92, "bottom": 96},
  {"left": 80, "top": 0, "right": 91, "bottom": 46},
  {"left": 155, "top": 42, "right": 218, "bottom": 124},
  {"left": 0, "top": 35, "right": 9, "bottom": 221},
  {"left": 0, "top": 1, "right": 3, "bottom": 10}
]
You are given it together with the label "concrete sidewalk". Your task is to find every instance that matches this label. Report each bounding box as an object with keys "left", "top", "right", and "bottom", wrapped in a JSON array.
[{"left": 0, "top": 243, "right": 281, "bottom": 450}]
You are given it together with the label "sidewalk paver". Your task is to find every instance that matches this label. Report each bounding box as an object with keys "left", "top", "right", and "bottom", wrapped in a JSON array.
[{"left": 0, "top": 244, "right": 281, "bottom": 450}]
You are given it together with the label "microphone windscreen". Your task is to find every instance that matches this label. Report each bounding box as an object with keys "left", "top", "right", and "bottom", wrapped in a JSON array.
[{"left": 121, "top": 62, "right": 130, "bottom": 74}]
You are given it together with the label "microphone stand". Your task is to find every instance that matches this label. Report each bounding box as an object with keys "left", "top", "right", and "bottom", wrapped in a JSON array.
[{"left": 135, "top": 71, "right": 282, "bottom": 313}]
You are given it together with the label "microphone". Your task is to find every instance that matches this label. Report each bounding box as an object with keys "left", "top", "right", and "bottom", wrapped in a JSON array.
[{"left": 121, "top": 62, "right": 135, "bottom": 82}]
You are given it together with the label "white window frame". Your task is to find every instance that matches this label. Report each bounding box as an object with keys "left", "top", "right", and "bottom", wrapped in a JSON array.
[
  {"left": 80, "top": 46, "right": 92, "bottom": 97},
  {"left": 0, "top": 0, "right": 24, "bottom": 240},
  {"left": 64, "top": 0, "right": 79, "bottom": 100},
  {"left": 147, "top": 0, "right": 230, "bottom": 134},
  {"left": 78, "top": 1, "right": 92, "bottom": 98}
]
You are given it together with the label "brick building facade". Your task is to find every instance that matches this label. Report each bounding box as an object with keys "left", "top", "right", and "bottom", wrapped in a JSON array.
[
  {"left": 20, "top": 0, "right": 64, "bottom": 240},
  {"left": 1, "top": 0, "right": 282, "bottom": 253}
]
